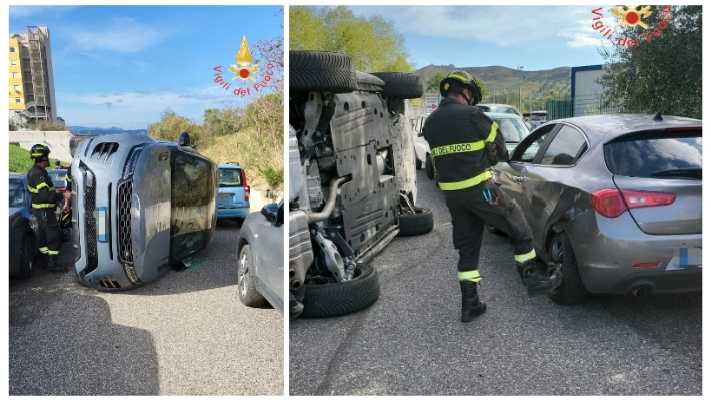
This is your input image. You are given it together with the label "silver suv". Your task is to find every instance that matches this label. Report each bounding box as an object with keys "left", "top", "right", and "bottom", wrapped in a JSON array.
[{"left": 71, "top": 133, "right": 217, "bottom": 291}]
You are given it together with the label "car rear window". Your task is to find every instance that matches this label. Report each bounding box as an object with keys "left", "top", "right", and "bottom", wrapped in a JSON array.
[
  {"left": 219, "top": 168, "right": 242, "bottom": 187},
  {"left": 604, "top": 130, "right": 702, "bottom": 179}
]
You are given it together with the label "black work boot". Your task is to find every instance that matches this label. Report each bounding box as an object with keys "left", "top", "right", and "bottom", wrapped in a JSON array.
[
  {"left": 460, "top": 280, "right": 487, "bottom": 322},
  {"left": 520, "top": 260, "right": 560, "bottom": 296}
]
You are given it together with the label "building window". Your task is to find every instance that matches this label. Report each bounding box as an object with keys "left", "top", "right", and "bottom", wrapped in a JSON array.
[
  {"left": 14, "top": 85, "right": 21, "bottom": 91},
  {"left": 15, "top": 98, "right": 21, "bottom": 103},
  {"left": 10, "top": 46, "right": 16, "bottom": 52},
  {"left": 10, "top": 60, "right": 17, "bottom": 66},
  {"left": 11, "top": 72, "right": 18, "bottom": 79}
]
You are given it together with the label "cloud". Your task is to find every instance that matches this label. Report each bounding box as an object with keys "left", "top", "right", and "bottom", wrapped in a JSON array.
[
  {"left": 67, "top": 17, "right": 168, "bottom": 53},
  {"left": 348, "top": 5, "right": 620, "bottom": 52},
  {"left": 57, "top": 87, "right": 261, "bottom": 128}
]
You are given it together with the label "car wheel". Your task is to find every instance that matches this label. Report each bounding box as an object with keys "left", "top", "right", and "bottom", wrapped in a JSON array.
[
  {"left": 301, "top": 264, "right": 380, "bottom": 318},
  {"left": 16, "top": 232, "right": 35, "bottom": 279},
  {"left": 425, "top": 153, "right": 435, "bottom": 180},
  {"left": 237, "top": 243, "right": 267, "bottom": 307},
  {"left": 398, "top": 207, "right": 434, "bottom": 237},
  {"left": 290, "top": 51, "right": 358, "bottom": 93},
  {"left": 371, "top": 72, "right": 424, "bottom": 99},
  {"left": 547, "top": 232, "right": 587, "bottom": 305}
]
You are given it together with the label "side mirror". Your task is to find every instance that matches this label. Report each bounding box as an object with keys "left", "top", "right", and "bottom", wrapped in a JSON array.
[
  {"left": 178, "top": 132, "right": 191, "bottom": 147},
  {"left": 261, "top": 203, "right": 281, "bottom": 226}
]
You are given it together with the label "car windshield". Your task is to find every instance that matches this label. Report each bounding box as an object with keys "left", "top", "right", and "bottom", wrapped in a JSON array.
[
  {"left": 495, "top": 118, "right": 528, "bottom": 143},
  {"left": 219, "top": 168, "right": 242, "bottom": 187},
  {"left": 604, "top": 131, "right": 702, "bottom": 179},
  {"left": 48, "top": 169, "right": 67, "bottom": 187},
  {"left": 9, "top": 178, "right": 25, "bottom": 208}
]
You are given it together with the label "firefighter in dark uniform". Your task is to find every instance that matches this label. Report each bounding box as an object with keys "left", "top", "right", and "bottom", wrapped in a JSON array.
[
  {"left": 60, "top": 166, "right": 73, "bottom": 231},
  {"left": 423, "top": 71, "right": 560, "bottom": 322},
  {"left": 27, "top": 144, "right": 64, "bottom": 272}
]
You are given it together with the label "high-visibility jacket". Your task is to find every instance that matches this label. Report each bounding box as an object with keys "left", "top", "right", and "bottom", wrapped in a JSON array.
[
  {"left": 423, "top": 97, "right": 509, "bottom": 191},
  {"left": 26, "top": 164, "right": 61, "bottom": 209}
]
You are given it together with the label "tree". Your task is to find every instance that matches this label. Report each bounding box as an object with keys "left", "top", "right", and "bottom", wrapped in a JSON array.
[
  {"left": 147, "top": 110, "right": 204, "bottom": 145},
  {"left": 599, "top": 6, "right": 701, "bottom": 118},
  {"left": 255, "top": 8, "right": 284, "bottom": 93},
  {"left": 290, "top": 6, "right": 413, "bottom": 72}
]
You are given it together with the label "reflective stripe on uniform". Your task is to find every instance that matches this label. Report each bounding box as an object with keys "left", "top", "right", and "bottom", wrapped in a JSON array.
[
  {"left": 39, "top": 246, "right": 49, "bottom": 254},
  {"left": 27, "top": 182, "right": 50, "bottom": 193},
  {"left": 31, "top": 152, "right": 45, "bottom": 157},
  {"left": 32, "top": 203, "right": 55, "bottom": 209},
  {"left": 38, "top": 246, "right": 59, "bottom": 256},
  {"left": 438, "top": 170, "right": 492, "bottom": 191},
  {"left": 514, "top": 249, "right": 537, "bottom": 264},
  {"left": 66, "top": 176, "right": 72, "bottom": 182},
  {"left": 458, "top": 270, "right": 482, "bottom": 283},
  {"left": 431, "top": 121, "right": 498, "bottom": 158}
]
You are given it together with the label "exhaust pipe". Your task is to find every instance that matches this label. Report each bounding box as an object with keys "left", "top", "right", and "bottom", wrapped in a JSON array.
[{"left": 307, "top": 177, "right": 348, "bottom": 223}]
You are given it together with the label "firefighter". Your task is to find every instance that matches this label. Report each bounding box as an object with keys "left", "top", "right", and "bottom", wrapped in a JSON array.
[
  {"left": 26, "top": 144, "right": 64, "bottom": 272},
  {"left": 422, "top": 71, "right": 560, "bottom": 322}
]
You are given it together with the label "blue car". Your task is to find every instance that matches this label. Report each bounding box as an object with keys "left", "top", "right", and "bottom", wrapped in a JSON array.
[
  {"left": 9, "top": 174, "right": 38, "bottom": 279},
  {"left": 217, "top": 163, "right": 250, "bottom": 220}
]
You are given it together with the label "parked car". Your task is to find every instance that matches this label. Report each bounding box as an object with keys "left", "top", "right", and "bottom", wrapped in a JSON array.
[
  {"left": 47, "top": 168, "right": 68, "bottom": 193},
  {"left": 217, "top": 162, "right": 250, "bottom": 220},
  {"left": 524, "top": 110, "right": 548, "bottom": 130},
  {"left": 9, "top": 173, "right": 38, "bottom": 279},
  {"left": 71, "top": 133, "right": 217, "bottom": 291},
  {"left": 417, "top": 111, "right": 531, "bottom": 181},
  {"left": 236, "top": 202, "right": 284, "bottom": 312},
  {"left": 478, "top": 103, "right": 522, "bottom": 116},
  {"left": 493, "top": 113, "right": 701, "bottom": 304},
  {"left": 289, "top": 50, "right": 433, "bottom": 318}
]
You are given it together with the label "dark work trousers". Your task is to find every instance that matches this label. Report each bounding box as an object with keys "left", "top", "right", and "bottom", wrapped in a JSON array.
[
  {"left": 33, "top": 208, "right": 61, "bottom": 262},
  {"left": 444, "top": 178, "right": 535, "bottom": 276}
]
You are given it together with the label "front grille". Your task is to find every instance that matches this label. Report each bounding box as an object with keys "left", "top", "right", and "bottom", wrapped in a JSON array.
[
  {"left": 81, "top": 164, "right": 98, "bottom": 274},
  {"left": 91, "top": 142, "right": 119, "bottom": 162},
  {"left": 117, "top": 179, "right": 133, "bottom": 264},
  {"left": 99, "top": 279, "right": 121, "bottom": 289}
]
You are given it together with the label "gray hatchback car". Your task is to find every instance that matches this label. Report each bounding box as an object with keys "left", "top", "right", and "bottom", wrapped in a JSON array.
[
  {"left": 494, "top": 113, "right": 701, "bottom": 304},
  {"left": 71, "top": 133, "right": 217, "bottom": 291}
]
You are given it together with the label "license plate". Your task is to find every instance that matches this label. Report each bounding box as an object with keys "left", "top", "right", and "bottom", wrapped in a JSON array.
[
  {"left": 665, "top": 247, "right": 701, "bottom": 271},
  {"left": 97, "top": 207, "right": 107, "bottom": 242}
]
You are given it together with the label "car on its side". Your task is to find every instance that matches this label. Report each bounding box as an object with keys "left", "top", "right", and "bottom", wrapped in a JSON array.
[
  {"left": 236, "top": 202, "right": 284, "bottom": 313},
  {"left": 478, "top": 103, "right": 522, "bottom": 116},
  {"left": 289, "top": 51, "right": 433, "bottom": 318},
  {"left": 217, "top": 162, "right": 250, "bottom": 220},
  {"left": 493, "top": 113, "right": 701, "bottom": 304},
  {"left": 9, "top": 173, "right": 38, "bottom": 279},
  {"left": 71, "top": 133, "right": 217, "bottom": 291}
]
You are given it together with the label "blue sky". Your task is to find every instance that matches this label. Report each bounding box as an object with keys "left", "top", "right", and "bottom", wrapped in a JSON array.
[
  {"left": 10, "top": 6, "right": 283, "bottom": 129},
  {"left": 348, "top": 6, "right": 611, "bottom": 70}
]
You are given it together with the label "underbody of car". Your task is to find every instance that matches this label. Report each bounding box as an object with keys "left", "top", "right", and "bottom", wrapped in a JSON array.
[
  {"left": 288, "top": 51, "right": 432, "bottom": 318},
  {"left": 71, "top": 133, "right": 217, "bottom": 291}
]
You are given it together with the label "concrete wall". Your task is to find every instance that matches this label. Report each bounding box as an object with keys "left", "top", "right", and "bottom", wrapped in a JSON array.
[{"left": 9, "top": 130, "right": 72, "bottom": 162}]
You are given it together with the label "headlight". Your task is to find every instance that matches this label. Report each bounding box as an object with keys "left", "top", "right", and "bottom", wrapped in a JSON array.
[{"left": 123, "top": 145, "right": 144, "bottom": 178}]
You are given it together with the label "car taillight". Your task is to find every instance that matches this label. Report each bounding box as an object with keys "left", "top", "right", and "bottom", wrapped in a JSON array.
[
  {"left": 591, "top": 189, "right": 627, "bottom": 218},
  {"left": 592, "top": 188, "right": 676, "bottom": 218},
  {"left": 239, "top": 169, "right": 250, "bottom": 202},
  {"left": 622, "top": 190, "right": 675, "bottom": 209}
]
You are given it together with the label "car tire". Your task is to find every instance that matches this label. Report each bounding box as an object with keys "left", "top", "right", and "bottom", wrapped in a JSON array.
[
  {"left": 290, "top": 50, "right": 358, "bottom": 94},
  {"left": 547, "top": 232, "right": 587, "bottom": 305},
  {"left": 237, "top": 243, "right": 267, "bottom": 307},
  {"left": 398, "top": 207, "right": 434, "bottom": 237},
  {"left": 371, "top": 72, "right": 424, "bottom": 99},
  {"left": 301, "top": 264, "right": 380, "bottom": 318},
  {"left": 16, "top": 232, "right": 35, "bottom": 279}
]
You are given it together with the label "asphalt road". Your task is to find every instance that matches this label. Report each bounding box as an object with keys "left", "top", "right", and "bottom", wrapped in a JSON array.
[
  {"left": 9, "top": 220, "right": 283, "bottom": 396},
  {"left": 289, "top": 169, "right": 702, "bottom": 396}
]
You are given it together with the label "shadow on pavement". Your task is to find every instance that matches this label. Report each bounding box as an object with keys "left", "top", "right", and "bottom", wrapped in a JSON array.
[{"left": 9, "top": 285, "right": 159, "bottom": 395}]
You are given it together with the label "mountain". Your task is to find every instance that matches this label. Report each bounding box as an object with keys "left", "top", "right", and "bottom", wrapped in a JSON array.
[
  {"left": 68, "top": 126, "right": 148, "bottom": 136},
  {"left": 415, "top": 64, "right": 572, "bottom": 108}
]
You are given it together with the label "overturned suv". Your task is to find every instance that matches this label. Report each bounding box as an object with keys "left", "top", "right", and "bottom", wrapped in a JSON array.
[
  {"left": 289, "top": 51, "right": 433, "bottom": 318},
  {"left": 71, "top": 133, "right": 217, "bottom": 291}
]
